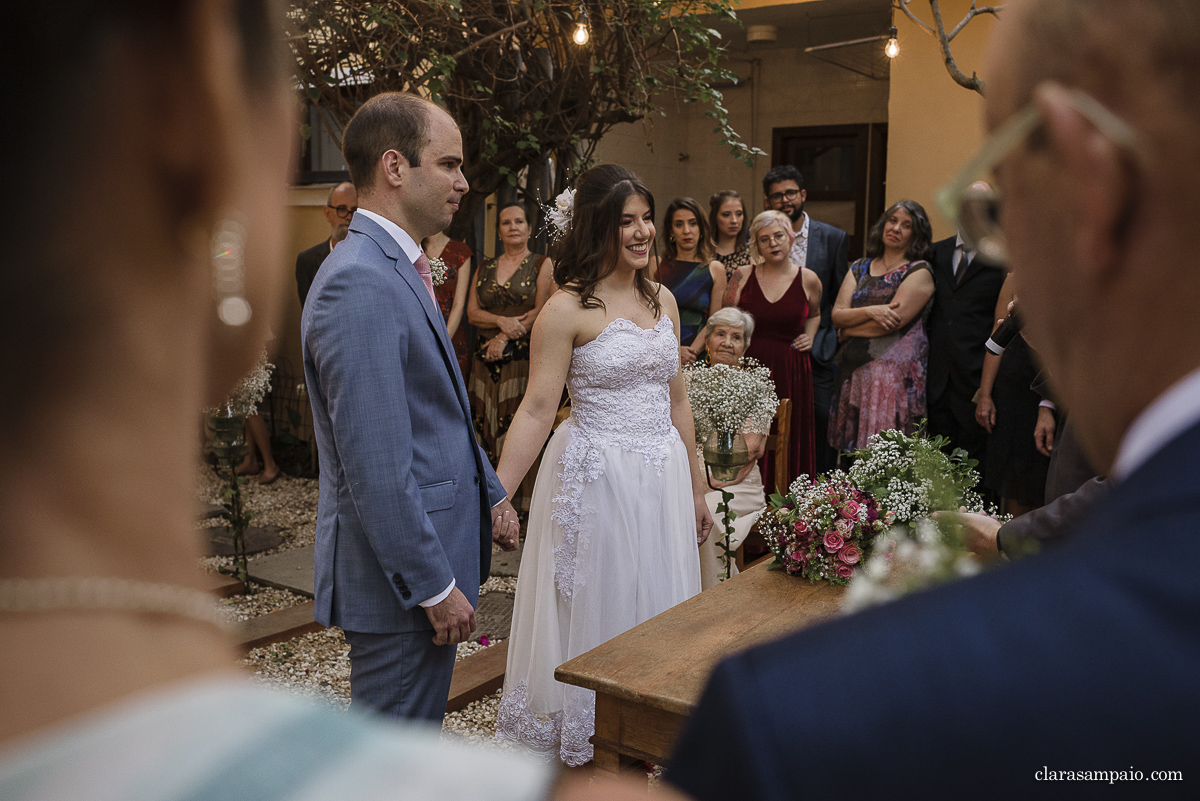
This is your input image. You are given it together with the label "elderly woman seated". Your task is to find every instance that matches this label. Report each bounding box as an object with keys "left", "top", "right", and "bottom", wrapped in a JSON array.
[{"left": 698, "top": 306, "right": 771, "bottom": 589}]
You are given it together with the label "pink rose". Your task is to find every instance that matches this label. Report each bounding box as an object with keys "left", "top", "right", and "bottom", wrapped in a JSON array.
[
  {"left": 793, "top": 519, "right": 809, "bottom": 535},
  {"left": 837, "top": 564, "right": 854, "bottom": 579},
  {"left": 823, "top": 531, "right": 844, "bottom": 552},
  {"left": 839, "top": 545, "right": 862, "bottom": 565},
  {"left": 834, "top": 518, "right": 854, "bottom": 536},
  {"left": 839, "top": 500, "right": 860, "bottom": 519},
  {"left": 884, "top": 511, "right": 897, "bottom": 526}
]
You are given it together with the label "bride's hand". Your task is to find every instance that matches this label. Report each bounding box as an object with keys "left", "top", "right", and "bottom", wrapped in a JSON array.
[{"left": 694, "top": 494, "right": 714, "bottom": 545}]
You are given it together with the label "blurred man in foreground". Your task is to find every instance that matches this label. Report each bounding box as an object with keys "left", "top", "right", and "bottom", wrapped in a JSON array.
[{"left": 669, "top": 1, "right": 1200, "bottom": 797}]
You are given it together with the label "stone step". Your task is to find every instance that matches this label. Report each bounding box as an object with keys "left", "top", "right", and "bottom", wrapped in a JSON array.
[
  {"left": 247, "top": 545, "right": 315, "bottom": 597},
  {"left": 233, "top": 600, "right": 322, "bottom": 651},
  {"left": 447, "top": 640, "right": 508, "bottom": 713}
]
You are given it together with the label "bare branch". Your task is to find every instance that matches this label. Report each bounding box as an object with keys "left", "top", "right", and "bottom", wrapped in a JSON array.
[
  {"left": 894, "top": 0, "right": 934, "bottom": 36},
  {"left": 947, "top": 1, "right": 1004, "bottom": 41},
  {"left": 451, "top": 20, "right": 532, "bottom": 61},
  {"left": 929, "top": 0, "right": 985, "bottom": 93}
]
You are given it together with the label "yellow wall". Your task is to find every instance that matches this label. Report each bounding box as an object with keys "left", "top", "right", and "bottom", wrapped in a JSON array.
[
  {"left": 595, "top": 43, "right": 889, "bottom": 239},
  {"left": 885, "top": 0, "right": 997, "bottom": 240},
  {"left": 277, "top": 187, "right": 332, "bottom": 386}
]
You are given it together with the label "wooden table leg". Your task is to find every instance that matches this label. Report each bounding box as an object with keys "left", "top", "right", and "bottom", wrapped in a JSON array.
[{"left": 591, "top": 692, "right": 623, "bottom": 775}]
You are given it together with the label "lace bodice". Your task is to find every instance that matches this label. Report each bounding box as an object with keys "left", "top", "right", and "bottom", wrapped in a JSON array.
[
  {"left": 552, "top": 316, "right": 681, "bottom": 600},
  {"left": 566, "top": 316, "right": 678, "bottom": 452}
]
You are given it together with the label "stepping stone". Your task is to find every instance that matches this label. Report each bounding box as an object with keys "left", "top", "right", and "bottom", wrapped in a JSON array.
[
  {"left": 207, "top": 525, "right": 284, "bottom": 557},
  {"left": 247, "top": 544, "right": 315, "bottom": 597},
  {"left": 447, "top": 640, "right": 508, "bottom": 713},
  {"left": 233, "top": 600, "right": 322, "bottom": 651},
  {"left": 490, "top": 542, "right": 523, "bottom": 578},
  {"left": 473, "top": 590, "right": 514, "bottom": 642},
  {"left": 198, "top": 502, "right": 224, "bottom": 521}
]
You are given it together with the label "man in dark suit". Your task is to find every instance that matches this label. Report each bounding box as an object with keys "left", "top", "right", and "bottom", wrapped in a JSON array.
[
  {"left": 295, "top": 180, "right": 356, "bottom": 307},
  {"left": 669, "top": 1, "right": 1200, "bottom": 796},
  {"left": 303, "top": 94, "right": 519, "bottom": 723},
  {"left": 925, "top": 216, "right": 1006, "bottom": 480},
  {"left": 763, "top": 165, "right": 849, "bottom": 476}
]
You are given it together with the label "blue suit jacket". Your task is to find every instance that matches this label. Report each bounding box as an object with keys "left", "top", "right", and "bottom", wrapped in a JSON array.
[
  {"left": 302, "top": 214, "right": 506, "bottom": 634},
  {"left": 804, "top": 219, "right": 849, "bottom": 368},
  {"left": 669, "top": 420, "right": 1200, "bottom": 800}
]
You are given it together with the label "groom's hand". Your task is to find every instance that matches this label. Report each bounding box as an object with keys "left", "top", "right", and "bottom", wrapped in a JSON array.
[
  {"left": 425, "top": 587, "right": 477, "bottom": 646},
  {"left": 491, "top": 498, "right": 520, "bottom": 551}
]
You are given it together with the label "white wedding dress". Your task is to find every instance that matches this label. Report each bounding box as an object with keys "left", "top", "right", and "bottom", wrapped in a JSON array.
[{"left": 495, "top": 316, "right": 702, "bottom": 766}]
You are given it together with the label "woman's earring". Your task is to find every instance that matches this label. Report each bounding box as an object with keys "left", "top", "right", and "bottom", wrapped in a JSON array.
[{"left": 212, "top": 215, "right": 251, "bottom": 327}]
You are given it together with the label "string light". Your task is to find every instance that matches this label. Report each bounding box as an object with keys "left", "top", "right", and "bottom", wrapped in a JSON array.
[
  {"left": 573, "top": 21, "right": 589, "bottom": 45},
  {"left": 885, "top": 26, "right": 899, "bottom": 59}
]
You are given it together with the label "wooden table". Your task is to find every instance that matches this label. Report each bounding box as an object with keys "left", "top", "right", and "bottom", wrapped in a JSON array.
[{"left": 555, "top": 559, "right": 844, "bottom": 773}]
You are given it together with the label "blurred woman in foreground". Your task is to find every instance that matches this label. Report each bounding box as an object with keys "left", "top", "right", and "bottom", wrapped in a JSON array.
[{"left": 0, "top": 4, "right": 654, "bottom": 800}]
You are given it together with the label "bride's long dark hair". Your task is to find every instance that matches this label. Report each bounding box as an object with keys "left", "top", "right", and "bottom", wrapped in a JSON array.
[{"left": 552, "top": 164, "right": 662, "bottom": 317}]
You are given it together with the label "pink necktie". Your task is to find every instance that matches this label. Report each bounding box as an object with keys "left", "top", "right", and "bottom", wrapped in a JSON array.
[{"left": 413, "top": 254, "right": 438, "bottom": 304}]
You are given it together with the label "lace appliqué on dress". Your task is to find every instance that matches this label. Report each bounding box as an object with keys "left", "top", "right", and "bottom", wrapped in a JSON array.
[
  {"left": 551, "top": 317, "right": 680, "bottom": 600},
  {"left": 495, "top": 681, "right": 597, "bottom": 767}
]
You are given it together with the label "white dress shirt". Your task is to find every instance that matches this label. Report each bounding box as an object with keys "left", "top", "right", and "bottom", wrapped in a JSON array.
[
  {"left": 1111, "top": 365, "right": 1200, "bottom": 480},
  {"left": 788, "top": 212, "right": 811, "bottom": 269}
]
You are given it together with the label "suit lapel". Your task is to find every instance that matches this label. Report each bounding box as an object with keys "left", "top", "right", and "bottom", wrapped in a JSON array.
[{"left": 351, "top": 216, "right": 473, "bottom": 412}]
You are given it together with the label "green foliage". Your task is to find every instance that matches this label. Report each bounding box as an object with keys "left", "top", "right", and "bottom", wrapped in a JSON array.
[{"left": 288, "top": 0, "right": 763, "bottom": 236}]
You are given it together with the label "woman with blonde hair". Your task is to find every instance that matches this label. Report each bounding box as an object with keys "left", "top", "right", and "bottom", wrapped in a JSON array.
[{"left": 727, "top": 210, "right": 822, "bottom": 489}]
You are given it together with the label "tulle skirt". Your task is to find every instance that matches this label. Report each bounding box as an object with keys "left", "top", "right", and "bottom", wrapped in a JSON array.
[{"left": 494, "top": 419, "right": 701, "bottom": 765}]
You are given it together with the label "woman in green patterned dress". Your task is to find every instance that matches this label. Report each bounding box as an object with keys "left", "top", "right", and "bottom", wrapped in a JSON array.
[{"left": 467, "top": 203, "right": 555, "bottom": 513}]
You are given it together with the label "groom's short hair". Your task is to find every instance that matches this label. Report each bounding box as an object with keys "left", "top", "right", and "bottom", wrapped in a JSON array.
[{"left": 342, "top": 92, "right": 442, "bottom": 193}]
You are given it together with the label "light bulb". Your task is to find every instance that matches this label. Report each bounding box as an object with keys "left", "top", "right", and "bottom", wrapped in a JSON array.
[
  {"left": 885, "top": 37, "right": 900, "bottom": 59},
  {"left": 573, "top": 22, "right": 589, "bottom": 45}
]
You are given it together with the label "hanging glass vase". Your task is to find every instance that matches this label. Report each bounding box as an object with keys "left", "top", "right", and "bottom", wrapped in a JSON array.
[
  {"left": 703, "top": 429, "right": 750, "bottom": 483},
  {"left": 207, "top": 407, "right": 248, "bottom": 468}
]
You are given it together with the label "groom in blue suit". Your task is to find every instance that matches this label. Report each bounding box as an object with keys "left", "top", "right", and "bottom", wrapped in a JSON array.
[
  {"left": 303, "top": 93, "right": 519, "bottom": 722},
  {"left": 669, "top": 0, "right": 1200, "bottom": 796}
]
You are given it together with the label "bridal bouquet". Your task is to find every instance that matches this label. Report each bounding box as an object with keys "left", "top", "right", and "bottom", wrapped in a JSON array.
[
  {"left": 759, "top": 427, "right": 997, "bottom": 590},
  {"left": 846, "top": 427, "right": 989, "bottom": 529},
  {"left": 758, "top": 475, "right": 890, "bottom": 585}
]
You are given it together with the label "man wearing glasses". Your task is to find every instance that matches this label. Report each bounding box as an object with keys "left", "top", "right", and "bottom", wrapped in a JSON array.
[
  {"left": 762, "top": 164, "right": 849, "bottom": 476},
  {"left": 296, "top": 181, "right": 357, "bottom": 307},
  {"left": 670, "top": 1, "right": 1198, "bottom": 796}
]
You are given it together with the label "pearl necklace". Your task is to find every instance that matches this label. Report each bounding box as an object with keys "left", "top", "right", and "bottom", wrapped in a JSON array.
[{"left": 0, "top": 576, "right": 226, "bottom": 628}]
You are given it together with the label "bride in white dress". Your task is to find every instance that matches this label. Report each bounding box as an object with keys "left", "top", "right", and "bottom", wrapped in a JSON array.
[{"left": 493, "top": 164, "right": 713, "bottom": 765}]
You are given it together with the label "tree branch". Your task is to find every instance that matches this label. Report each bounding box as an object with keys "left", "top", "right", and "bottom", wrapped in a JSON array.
[
  {"left": 895, "top": 0, "right": 934, "bottom": 36},
  {"left": 451, "top": 19, "right": 532, "bottom": 61},
  {"left": 948, "top": 1, "right": 1004, "bottom": 41},
  {"left": 929, "top": 0, "right": 985, "bottom": 93}
]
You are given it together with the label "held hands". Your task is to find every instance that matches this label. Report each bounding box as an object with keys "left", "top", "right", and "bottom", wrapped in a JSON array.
[
  {"left": 867, "top": 302, "right": 903, "bottom": 331},
  {"left": 490, "top": 498, "right": 520, "bottom": 551},
  {"left": 484, "top": 335, "right": 509, "bottom": 362},
  {"left": 975, "top": 394, "right": 997, "bottom": 433},
  {"left": 424, "top": 586, "right": 477, "bottom": 646},
  {"left": 791, "top": 333, "right": 813, "bottom": 352},
  {"left": 694, "top": 493, "right": 714, "bottom": 546},
  {"left": 497, "top": 316, "right": 527, "bottom": 339}
]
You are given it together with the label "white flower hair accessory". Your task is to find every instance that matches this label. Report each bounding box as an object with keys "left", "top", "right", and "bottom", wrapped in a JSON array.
[{"left": 543, "top": 187, "right": 575, "bottom": 242}]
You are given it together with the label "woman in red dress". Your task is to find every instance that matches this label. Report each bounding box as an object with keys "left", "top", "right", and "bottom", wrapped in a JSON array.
[
  {"left": 728, "top": 210, "right": 822, "bottom": 492},
  {"left": 422, "top": 231, "right": 473, "bottom": 376}
]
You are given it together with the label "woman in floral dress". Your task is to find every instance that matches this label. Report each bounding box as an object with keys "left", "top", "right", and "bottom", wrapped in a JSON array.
[{"left": 829, "top": 200, "right": 936, "bottom": 453}]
